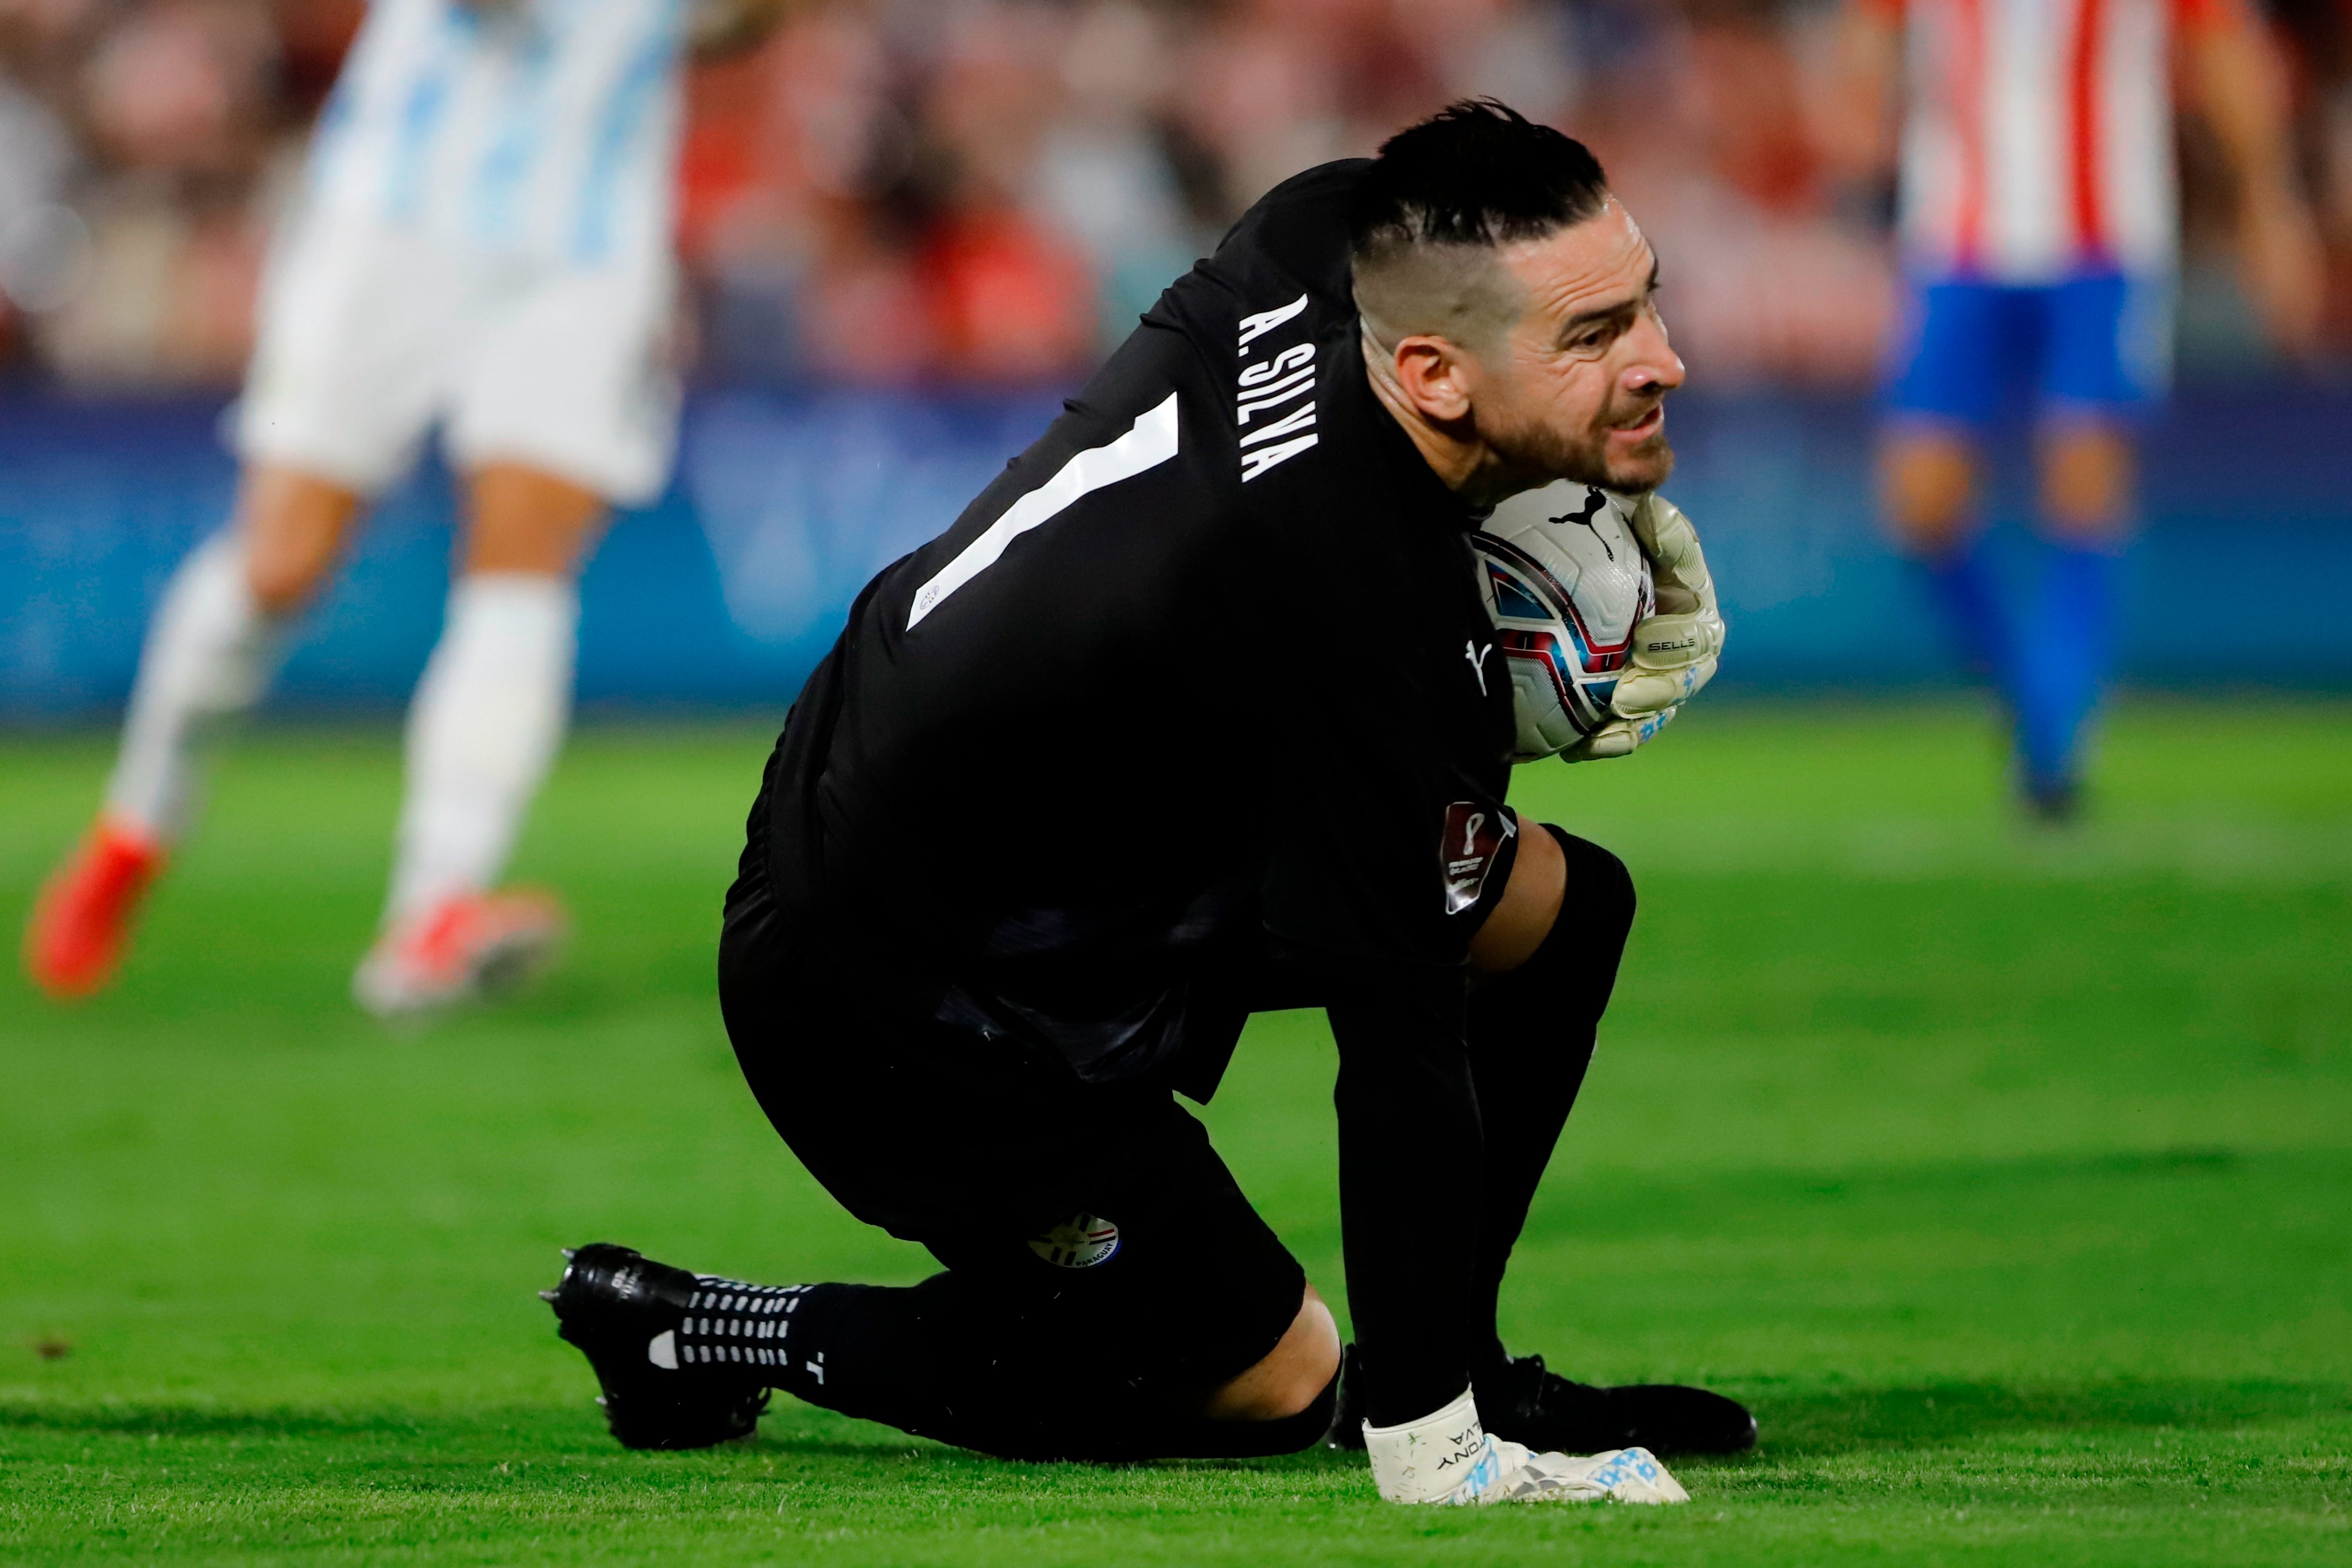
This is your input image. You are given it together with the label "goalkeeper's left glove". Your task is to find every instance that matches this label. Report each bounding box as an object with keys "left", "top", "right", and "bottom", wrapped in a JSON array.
[
  {"left": 1612, "top": 493, "right": 1724, "bottom": 721},
  {"left": 1363, "top": 1388, "right": 1690, "bottom": 1506}
]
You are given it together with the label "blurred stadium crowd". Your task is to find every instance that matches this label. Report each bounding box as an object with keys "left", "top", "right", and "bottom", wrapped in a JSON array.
[{"left": 7, "top": 0, "right": 2352, "bottom": 390}]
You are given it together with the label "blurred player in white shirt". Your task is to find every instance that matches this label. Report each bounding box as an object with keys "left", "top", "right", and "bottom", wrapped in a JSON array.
[
  {"left": 1844, "top": 0, "right": 2319, "bottom": 816},
  {"left": 28, "top": 0, "right": 786, "bottom": 1012}
]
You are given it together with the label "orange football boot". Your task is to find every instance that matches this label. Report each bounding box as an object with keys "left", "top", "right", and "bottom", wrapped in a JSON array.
[
  {"left": 352, "top": 888, "right": 567, "bottom": 1017},
  {"left": 24, "top": 815, "right": 165, "bottom": 999}
]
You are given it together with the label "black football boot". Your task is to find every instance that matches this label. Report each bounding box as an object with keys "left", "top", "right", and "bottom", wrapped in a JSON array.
[
  {"left": 1325, "top": 1344, "right": 1758, "bottom": 1457},
  {"left": 1475, "top": 1353, "right": 1758, "bottom": 1456},
  {"left": 542, "top": 1242, "right": 779, "bottom": 1450}
]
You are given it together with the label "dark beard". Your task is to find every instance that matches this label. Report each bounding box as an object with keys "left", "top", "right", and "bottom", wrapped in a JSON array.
[
  {"left": 1597, "top": 428, "right": 1676, "bottom": 493},
  {"left": 1505, "top": 417, "right": 1676, "bottom": 495}
]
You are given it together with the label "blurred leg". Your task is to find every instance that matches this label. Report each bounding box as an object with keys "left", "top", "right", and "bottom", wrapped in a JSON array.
[
  {"left": 106, "top": 466, "right": 362, "bottom": 842},
  {"left": 378, "top": 226, "right": 662, "bottom": 948},
  {"left": 1881, "top": 277, "right": 2017, "bottom": 688},
  {"left": 27, "top": 467, "right": 359, "bottom": 998},
  {"left": 1881, "top": 428, "right": 2010, "bottom": 682},
  {"left": 2038, "top": 420, "right": 2136, "bottom": 544},
  {"left": 2014, "top": 421, "right": 2134, "bottom": 811},
  {"left": 237, "top": 466, "right": 369, "bottom": 617},
  {"left": 379, "top": 463, "right": 605, "bottom": 925},
  {"left": 1879, "top": 427, "right": 1978, "bottom": 556},
  {"left": 2012, "top": 269, "right": 2154, "bottom": 814},
  {"left": 458, "top": 461, "right": 610, "bottom": 578}
]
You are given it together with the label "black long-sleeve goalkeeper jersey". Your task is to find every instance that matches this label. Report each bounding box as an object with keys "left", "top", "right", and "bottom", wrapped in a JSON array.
[{"left": 752, "top": 159, "right": 1521, "bottom": 1419}]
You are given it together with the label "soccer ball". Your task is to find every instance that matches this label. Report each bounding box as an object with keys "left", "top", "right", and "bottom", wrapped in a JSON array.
[{"left": 1471, "top": 481, "right": 1654, "bottom": 761}]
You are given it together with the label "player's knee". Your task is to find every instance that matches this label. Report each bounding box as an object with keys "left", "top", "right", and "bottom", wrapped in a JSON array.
[
  {"left": 1547, "top": 827, "right": 1635, "bottom": 953},
  {"left": 237, "top": 467, "right": 360, "bottom": 614},
  {"left": 463, "top": 462, "right": 608, "bottom": 576},
  {"left": 1879, "top": 435, "right": 1975, "bottom": 551},
  {"left": 2038, "top": 424, "right": 2134, "bottom": 540},
  {"left": 1254, "top": 1297, "right": 1343, "bottom": 1422},
  {"left": 1592, "top": 839, "right": 1636, "bottom": 943},
  {"left": 243, "top": 548, "right": 329, "bottom": 615},
  {"left": 1205, "top": 1287, "right": 1341, "bottom": 1422}
]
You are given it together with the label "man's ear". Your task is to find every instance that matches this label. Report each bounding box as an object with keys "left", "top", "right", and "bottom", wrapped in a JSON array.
[{"left": 1391, "top": 335, "right": 1475, "bottom": 423}]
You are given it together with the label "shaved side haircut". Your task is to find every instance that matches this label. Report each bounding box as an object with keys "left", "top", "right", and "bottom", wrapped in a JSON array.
[{"left": 1350, "top": 100, "right": 1611, "bottom": 352}]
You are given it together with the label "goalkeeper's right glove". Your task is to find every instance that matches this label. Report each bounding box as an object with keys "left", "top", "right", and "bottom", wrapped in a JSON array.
[
  {"left": 1614, "top": 493, "right": 1724, "bottom": 719},
  {"left": 1558, "top": 493, "right": 1725, "bottom": 765},
  {"left": 1363, "top": 1387, "right": 1690, "bottom": 1506},
  {"left": 1557, "top": 704, "right": 1677, "bottom": 764}
]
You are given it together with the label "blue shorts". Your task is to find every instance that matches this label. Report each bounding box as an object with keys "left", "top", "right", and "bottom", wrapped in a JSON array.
[{"left": 1882, "top": 271, "right": 2171, "bottom": 425}]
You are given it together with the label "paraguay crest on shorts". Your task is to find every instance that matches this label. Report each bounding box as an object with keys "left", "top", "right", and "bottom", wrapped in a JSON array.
[{"left": 1028, "top": 1213, "right": 1121, "bottom": 1268}]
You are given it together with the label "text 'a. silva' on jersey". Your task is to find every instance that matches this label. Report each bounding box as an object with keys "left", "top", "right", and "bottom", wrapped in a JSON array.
[{"left": 753, "top": 158, "right": 1518, "bottom": 1087}]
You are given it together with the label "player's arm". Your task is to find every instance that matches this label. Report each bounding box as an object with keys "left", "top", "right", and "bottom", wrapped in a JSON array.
[
  {"left": 1824, "top": 0, "right": 1904, "bottom": 187},
  {"left": 2179, "top": 0, "right": 2324, "bottom": 357},
  {"left": 1564, "top": 493, "right": 1724, "bottom": 762}
]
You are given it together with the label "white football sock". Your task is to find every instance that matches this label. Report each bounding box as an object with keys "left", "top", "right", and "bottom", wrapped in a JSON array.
[
  {"left": 384, "top": 572, "right": 578, "bottom": 925},
  {"left": 103, "top": 531, "right": 287, "bottom": 843}
]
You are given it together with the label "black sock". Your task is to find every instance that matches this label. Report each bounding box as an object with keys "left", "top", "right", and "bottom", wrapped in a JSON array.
[
  {"left": 1463, "top": 827, "right": 1634, "bottom": 1369},
  {"left": 760, "top": 1271, "right": 1334, "bottom": 1462}
]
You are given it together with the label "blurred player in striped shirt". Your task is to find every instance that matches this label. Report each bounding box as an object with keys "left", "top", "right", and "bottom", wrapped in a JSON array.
[
  {"left": 1845, "top": 0, "right": 2320, "bottom": 816},
  {"left": 28, "top": 0, "right": 787, "bottom": 1012}
]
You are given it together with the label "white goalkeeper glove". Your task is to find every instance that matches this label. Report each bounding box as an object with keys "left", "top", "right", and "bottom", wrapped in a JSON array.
[
  {"left": 1363, "top": 1388, "right": 1690, "bottom": 1507},
  {"left": 1562, "top": 494, "right": 1724, "bottom": 764},
  {"left": 1556, "top": 705, "right": 1677, "bottom": 764}
]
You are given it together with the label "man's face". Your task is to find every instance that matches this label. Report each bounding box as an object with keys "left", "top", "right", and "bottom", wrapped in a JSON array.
[{"left": 1470, "top": 201, "right": 1684, "bottom": 494}]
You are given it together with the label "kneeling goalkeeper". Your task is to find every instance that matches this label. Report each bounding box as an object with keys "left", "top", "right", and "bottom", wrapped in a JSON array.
[{"left": 547, "top": 101, "right": 1750, "bottom": 1505}]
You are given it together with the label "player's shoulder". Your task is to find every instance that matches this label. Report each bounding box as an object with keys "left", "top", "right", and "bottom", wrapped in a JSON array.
[
  {"left": 1147, "top": 160, "right": 1367, "bottom": 350},
  {"left": 1208, "top": 159, "right": 1370, "bottom": 305}
]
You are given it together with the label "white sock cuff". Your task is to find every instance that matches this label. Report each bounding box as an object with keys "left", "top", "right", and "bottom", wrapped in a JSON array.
[
  {"left": 442, "top": 571, "right": 580, "bottom": 645},
  {"left": 185, "top": 528, "right": 254, "bottom": 595}
]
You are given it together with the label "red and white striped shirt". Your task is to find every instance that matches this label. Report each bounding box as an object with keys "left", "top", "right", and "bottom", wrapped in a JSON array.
[{"left": 1872, "top": 0, "right": 2219, "bottom": 281}]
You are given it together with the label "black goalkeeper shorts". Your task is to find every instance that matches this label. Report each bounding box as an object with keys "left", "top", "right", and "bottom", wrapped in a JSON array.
[{"left": 719, "top": 869, "right": 1310, "bottom": 1394}]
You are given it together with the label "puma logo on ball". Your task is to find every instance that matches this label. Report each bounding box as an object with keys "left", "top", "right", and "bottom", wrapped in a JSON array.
[{"left": 1549, "top": 487, "right": 1612, "bottom": 559}]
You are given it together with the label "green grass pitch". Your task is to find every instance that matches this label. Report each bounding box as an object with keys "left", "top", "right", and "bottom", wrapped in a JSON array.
[{"left": 2, "top": 701, "right": 2347, "bottom": 1565}]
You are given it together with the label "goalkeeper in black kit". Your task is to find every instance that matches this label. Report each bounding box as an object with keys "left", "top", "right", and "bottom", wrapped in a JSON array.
[{"left": 546, "top": 100, "right": 1750, "bottom": 1505}]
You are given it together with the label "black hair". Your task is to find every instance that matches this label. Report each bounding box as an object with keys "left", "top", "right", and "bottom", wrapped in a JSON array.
[{"left": 1349, "top": 99, "right": 1609, "bottom": 260}]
